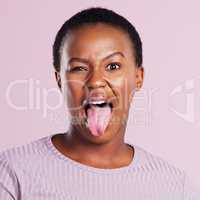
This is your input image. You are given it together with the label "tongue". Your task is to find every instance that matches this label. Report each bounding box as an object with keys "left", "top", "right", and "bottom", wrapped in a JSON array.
[{"left": 86, "top": 105, "right": 111, "bottom": 136}]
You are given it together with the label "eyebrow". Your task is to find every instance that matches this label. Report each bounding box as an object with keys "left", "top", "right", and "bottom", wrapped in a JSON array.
[{"left": 67, "top": 51, "right": 125, "bottom": 65}]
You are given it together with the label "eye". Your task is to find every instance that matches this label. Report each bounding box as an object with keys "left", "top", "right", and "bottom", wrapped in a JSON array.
[
  {"left": 69, "top": 66, "right": 88, "bottom": 72},
  {"left": 106, "top": 62, "right": 121, "bottom": 71}
]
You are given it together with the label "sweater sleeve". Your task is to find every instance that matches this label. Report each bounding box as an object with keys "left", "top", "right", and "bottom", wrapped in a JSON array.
[
  {"left": 0, "top": 156, "right": 20, "bottom": 200},
  {"left": 183, "top": 173, "right": 200, "bottom": 200}
]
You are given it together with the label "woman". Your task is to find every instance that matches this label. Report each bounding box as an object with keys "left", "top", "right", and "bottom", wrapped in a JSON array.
[{"left": 0, "top": 7, "right": 198, "bottom": 200}]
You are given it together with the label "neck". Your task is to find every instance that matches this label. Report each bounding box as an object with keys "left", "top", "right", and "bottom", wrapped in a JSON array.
[{"left": 60, "top": 123, "right": 132, "bottom": 168}]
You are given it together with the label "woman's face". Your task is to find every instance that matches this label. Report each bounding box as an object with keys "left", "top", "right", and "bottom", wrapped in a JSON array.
[{"left": 56, "top": 23, "right": 144, "bottom": 143}]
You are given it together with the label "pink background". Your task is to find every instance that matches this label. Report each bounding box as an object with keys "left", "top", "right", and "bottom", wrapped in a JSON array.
[{"left": 1, "top": 0, "right": 200, "bottom": 188}]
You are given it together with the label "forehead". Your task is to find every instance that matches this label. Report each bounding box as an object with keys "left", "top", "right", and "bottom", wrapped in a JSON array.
[{"left": 62, "top": 23, "right": 134, "bottom": 61}]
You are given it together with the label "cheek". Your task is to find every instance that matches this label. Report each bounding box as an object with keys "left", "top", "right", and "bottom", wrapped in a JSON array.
[
  {"left": 63, "top": 78, "right": 85, "bottom": 108},
  {"left": 109, "top": 72, "right": 136, "bottom": 109}
]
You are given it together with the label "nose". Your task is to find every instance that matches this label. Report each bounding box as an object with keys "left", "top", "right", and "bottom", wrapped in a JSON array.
[{"left": 86, "top": 69, "right": 106, "bottom": 90}]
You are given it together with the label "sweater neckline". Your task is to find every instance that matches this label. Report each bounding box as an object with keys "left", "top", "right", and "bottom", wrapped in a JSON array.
[{"left": 46, "top": 133, "right": 139, "bottom": 174}]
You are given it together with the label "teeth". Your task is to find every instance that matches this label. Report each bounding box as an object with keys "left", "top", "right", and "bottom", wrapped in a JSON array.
[{"left": 89, "top": 100, "right": 106, "bottom": 105}]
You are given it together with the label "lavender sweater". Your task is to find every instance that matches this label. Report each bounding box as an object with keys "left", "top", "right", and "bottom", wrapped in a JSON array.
[{"left": 0, "top": 133, "right": 199, "bottom": 200}]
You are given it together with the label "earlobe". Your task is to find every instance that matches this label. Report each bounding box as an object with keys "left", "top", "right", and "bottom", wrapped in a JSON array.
[
  {"left": 135, "top": 66, "right": 144, "bottom": 91},
  {"left": 55, "top": 71, "right": 62, "bottom": 91}
]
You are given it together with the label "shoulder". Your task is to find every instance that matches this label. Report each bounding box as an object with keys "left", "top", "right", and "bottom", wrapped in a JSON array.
[
  {"left": 0, "top": 134, "right": 51, "bottom": 167},
  {"left": 130, "top": 145, "right": 200, "bottom": 199},
  {"left": 0, "top": 135, "right": 50, "bottom": 200},
  {"left": 133, "top": 144, "right": 185, "bottom": 181},
  {"left": 183, "top": 173, "right": 200, "bottom": 199}
]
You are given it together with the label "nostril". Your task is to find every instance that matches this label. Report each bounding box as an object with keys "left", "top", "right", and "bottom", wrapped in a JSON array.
[
  {"left": 86, "top": 73, "right": 107, "bottom": 89},
  {"left": 87, "top": 82, "right": 106, "bottom": 90}
]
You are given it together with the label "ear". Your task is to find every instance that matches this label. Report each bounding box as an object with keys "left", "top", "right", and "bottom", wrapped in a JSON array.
[
  {"left": 135, "top": 66, "right": 144, "bottom": 91},
  {"left": 55, "top": 71, "right": 62, "bottom": 92}
]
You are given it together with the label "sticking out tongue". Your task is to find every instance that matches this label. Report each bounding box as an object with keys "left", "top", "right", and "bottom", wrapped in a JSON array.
[{"left": 86, "top": 105, "right": 112, "bottom": 137}]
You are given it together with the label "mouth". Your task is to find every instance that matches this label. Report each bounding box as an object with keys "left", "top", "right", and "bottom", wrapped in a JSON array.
[
  {"left": 84, "top": 100, "right": 113, "bottom": 116},
  {"left": 82, "top": 99, "right": 114, "bottom": 137}
]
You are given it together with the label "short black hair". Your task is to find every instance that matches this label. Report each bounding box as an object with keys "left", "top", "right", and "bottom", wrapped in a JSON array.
[{"left": 53, "top": 7, "right": 143, "bottom": 72}]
